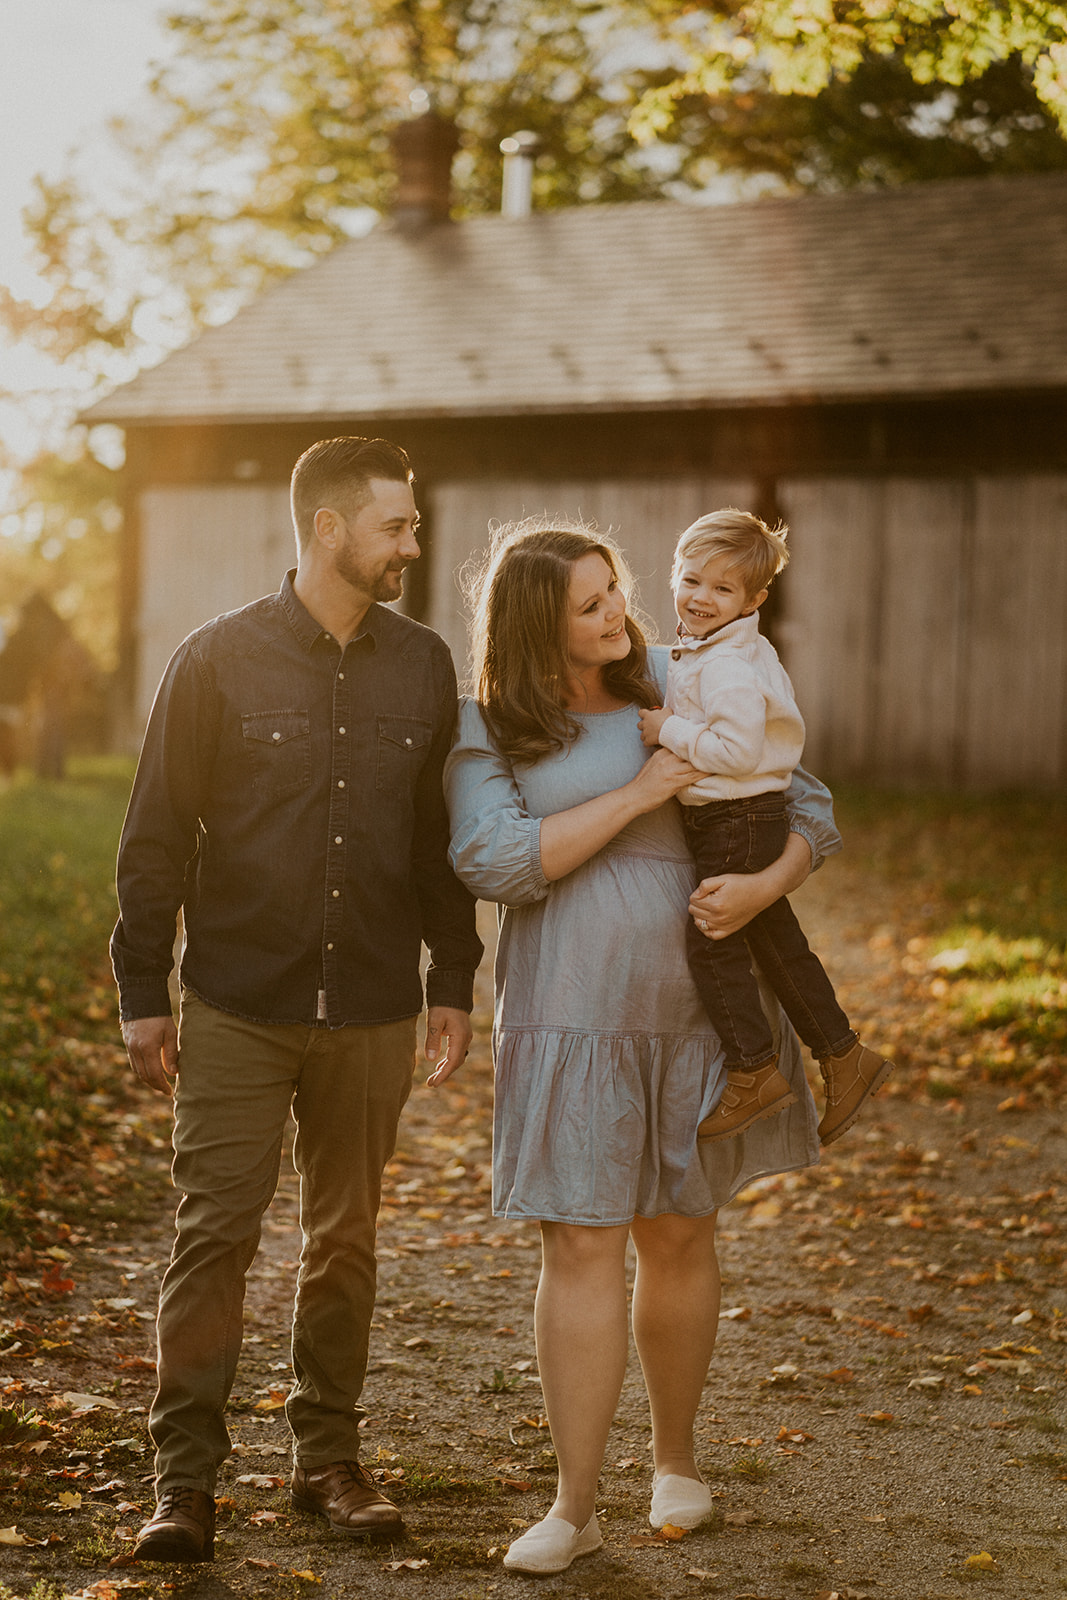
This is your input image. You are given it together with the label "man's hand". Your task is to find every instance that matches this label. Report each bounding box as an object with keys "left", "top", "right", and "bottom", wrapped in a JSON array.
[
  {"left": 121, "top": 1016, "right": 179, "bottom": 1095},
  {"left": 637, "top": 705, "right": 670, "bottom": 748},
  {"left": 424, "top": 1006, "right": 473, "bottom": 1086}
]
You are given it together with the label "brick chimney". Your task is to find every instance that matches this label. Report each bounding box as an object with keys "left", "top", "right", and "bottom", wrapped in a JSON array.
[{"left": 390, "top": 109, "right": 460, "bottom": 230}]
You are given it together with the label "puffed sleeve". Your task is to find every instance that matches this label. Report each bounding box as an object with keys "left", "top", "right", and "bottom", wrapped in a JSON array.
[
  {"left": 444, "top": 699, "right": 551, "bottom": 906},
  {"left": 784, "top": 765, "right": 842, "bottom": 872}
]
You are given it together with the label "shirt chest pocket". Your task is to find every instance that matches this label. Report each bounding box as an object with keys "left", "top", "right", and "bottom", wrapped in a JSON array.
[
  {"left": 241, "top": 709, "right": 311, "bottom": 799},
  {"left": 377, "top": 714, "right": 433, "bottom": 794}
]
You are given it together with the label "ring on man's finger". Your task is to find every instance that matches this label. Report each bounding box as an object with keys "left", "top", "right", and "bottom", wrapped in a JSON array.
[{"left": 697, "top": 918, "right": 709, "bottom": 932}]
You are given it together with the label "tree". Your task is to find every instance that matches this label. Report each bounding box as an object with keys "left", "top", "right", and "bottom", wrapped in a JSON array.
[
  {"left": 1, "top": 0, "right": 680, "bottom": 379},
  {"left": 629, "top": 1, "right": 1067, "bottom": 186}
]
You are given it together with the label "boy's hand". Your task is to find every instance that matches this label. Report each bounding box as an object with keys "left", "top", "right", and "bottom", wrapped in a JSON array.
[{"left": 638, "top": 706, "right": 670, "bottom": 747}]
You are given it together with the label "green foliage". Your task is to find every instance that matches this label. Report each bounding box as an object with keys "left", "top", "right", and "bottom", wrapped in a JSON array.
[
  {"left": 835, "top": 786, "right": 1067, "bottom": 1073},
  {"left": 5, "top": 0, "right": 679, "bottom": 376},
  {"left": 0, "top": 759, "right": 161, "bottom": 1243},
  {"left": 652, "top": 52, "right": 1067, "bottom": 191},
  {"left": 0, "top": 438, "right": 122, "bottom": 673},
  {"left": 631, "top": 2, "right": 1067, "bottom": 156}
]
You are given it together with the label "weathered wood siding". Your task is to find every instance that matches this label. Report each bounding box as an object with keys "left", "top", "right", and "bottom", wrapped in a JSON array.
[
  {"left": 137, "top": 486, "right": 293, "bottom": 726},
  {"left": 427, "top": 477, "right": 755, "bottom": 681},
  {"left": 778, "top": 474, "right": 1067, "bottom": 789}
]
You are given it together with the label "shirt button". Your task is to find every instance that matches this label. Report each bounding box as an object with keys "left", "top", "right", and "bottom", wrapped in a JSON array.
[
  {"left": 272, "top": 731, "right": 281, "bottom": 741},
  {"left": 334, "top": 835, "right": 342, "bottom": 844},
  {"left": 337, "top": 780, "right": 345, "bottom": 788},
  {"left": 405, "top": 737, "right": 412, "bottom": 746},
  {"left": 332, "top": 889, "right": 340, "bottom": 898},
  {"left": 338, "top": 726, "right": 346, "bottom": 735},
  {"left": 326, "top": 942, "right": 334, "bottom": 951},
  {"left": 338, "top": 672, "right": 345, "bottom": 681}
]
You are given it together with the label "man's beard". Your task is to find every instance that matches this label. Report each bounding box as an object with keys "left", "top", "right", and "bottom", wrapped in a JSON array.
[{"left": 335, "top": 538, "right": 406, "bottom": 603}]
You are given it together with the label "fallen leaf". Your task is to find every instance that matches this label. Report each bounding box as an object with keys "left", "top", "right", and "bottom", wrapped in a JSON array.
[
  {"left": 776, "top": 1427, "right": 813, "bottom": 1444},
  {"left": 724, "top": 1509, "right": 757, "bottom": 1526},
  {"left": 61, "top": 1392, "right": 121, "bottom": 1411},
  {"left": 248, "top": 1510, "right": 282, "bottom": 1525},
  {"left": 243, "top": 1558, "right": 280, "bottom": 1570},
  {"left": 291, "top": 1569, "right": 322, "bottom": 1581},
  {"left": 827, "top": 1367, "right": 854, "bottom": 1384},
  {"left": 56, "top": 1491, "right": 82, "bottom": 1509},
  {"left": 235, "top": 1473, "right": 284, "bottom": 1489},
  {"left": 862, "top": 1412, "right": 894, "bottom": 1425},
  {"left": 41, "top": 1262, "right": 75, "bottom": 1296},
  {"left": 964, "top": 1551, "right": 999, "bottom": 1571},
  {"left": 382, "top": 1558, "right": 430, "bottom": 1570},
  {"left": 658, "top": 1523, "right": 687, "bottom": 1540},
  {"left": 720, "top": 1306, "right": 751, "bottom": 1321},
  {"left": 403, "top": 1336, "right": 431, "bottom": 1350},
  {"left": 686, "top": 1571, "right": 720, "bottom": 1581},
  {"left": 0, "top": 1527, "right": 33, "bottom": 1546}
]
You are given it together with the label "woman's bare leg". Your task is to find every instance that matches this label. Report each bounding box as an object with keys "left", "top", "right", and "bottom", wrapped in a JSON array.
[
  {"left": 629, "top": 1211, "right": 720, "bottom": 1480},
  {"left": 535, "top": 1221, "right": 631, "bottom": 1529}
]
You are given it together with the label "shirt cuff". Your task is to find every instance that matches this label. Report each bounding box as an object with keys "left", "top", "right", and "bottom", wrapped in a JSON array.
[
  {"left": 425, "top": 966, "right": 476, "bottom": 1015},
  {"left": 117, "top": 978, "right": 176, "bottom": 1022},
  {"left": 788, "top": 819, "right": 834, "bottom": 874}
]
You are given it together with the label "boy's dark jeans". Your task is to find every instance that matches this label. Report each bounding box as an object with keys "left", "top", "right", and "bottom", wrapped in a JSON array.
[{"left": 683, "top": 791, "right": 855, "bottom": 1073}]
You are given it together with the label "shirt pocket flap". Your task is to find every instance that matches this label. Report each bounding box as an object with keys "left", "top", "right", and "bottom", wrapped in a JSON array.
[
  {"left": 242, "top": 710, "right": 310, "bottom": 746},
  {"left": 377, "top": 715, "right": 432, "bottom": 752}
]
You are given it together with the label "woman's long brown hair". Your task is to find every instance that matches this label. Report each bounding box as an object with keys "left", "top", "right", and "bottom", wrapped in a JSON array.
[{"left": 464, "top": 519, "right": 660, "bottom": 765}]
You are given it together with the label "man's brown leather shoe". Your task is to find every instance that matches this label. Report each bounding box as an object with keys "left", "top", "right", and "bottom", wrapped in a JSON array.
[
  {"left": 291, "top": 1459, "right": 404, "bottom": 1539},
  {"left": 133, "top": 1487, "right": 215, "bottom": 1562}
]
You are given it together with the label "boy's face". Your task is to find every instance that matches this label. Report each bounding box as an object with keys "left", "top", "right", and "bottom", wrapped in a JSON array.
[{"left": 673, "top": 553, "right": 767, "bottom": 639}]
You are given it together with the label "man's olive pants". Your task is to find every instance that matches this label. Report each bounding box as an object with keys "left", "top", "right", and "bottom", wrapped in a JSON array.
[{"left": 149, "top": 993, "right": 416, "bottom": 1492}]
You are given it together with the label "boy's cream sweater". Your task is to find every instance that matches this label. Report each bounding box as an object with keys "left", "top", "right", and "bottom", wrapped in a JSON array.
[{"left": 658, "top": 612, "right": 805, "bottom": 806}]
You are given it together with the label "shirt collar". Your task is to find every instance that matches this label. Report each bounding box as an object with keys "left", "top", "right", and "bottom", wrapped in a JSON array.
[{"left": 279, "top": 570, "right": 379, "bottom": 655}]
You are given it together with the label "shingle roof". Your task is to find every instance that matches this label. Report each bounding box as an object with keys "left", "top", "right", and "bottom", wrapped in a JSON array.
[{"left": 86, "top": 171, "right": 1067, "bottom": 425}]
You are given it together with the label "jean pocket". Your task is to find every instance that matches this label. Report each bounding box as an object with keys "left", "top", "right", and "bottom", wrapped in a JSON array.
[
  {"left": 376, "top": 714, "right": 432, "bottom": 793},
  {"left": 241, "top": 709, "right": 311, "bottom": 799}
]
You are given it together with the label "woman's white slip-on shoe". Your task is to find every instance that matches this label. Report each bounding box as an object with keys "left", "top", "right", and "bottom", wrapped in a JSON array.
[
  {"left": 649, "top": 1474, "right": 713, "bottom": 1530},
  {"left": 502, "top": 1514, "right": 602, "bottom": 1573}
]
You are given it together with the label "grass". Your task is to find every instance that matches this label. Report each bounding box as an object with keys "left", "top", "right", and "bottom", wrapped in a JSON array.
[
  {"left": 0, "top": 757, "right": 167, "bottom": 1243},
  {"left": 834, "top": 787, "right": 1067, "bottom": 1081}
]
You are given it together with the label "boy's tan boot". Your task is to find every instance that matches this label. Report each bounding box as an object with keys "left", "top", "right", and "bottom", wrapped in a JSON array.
[
  {"left": 697, "top": 1058, "right": 796, "bottom": 1142},
  {"left": 817, "top": 1041, "right": 894, "bottom": 1145}
]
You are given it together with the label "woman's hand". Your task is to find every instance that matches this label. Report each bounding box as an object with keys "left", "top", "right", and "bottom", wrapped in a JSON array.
[
  {"left": 627, "top": 747, "right": 701, "bottom": 812},
  {"left": 689, "top": 831, "right": 814, "bottom": 939},
  {"left": 540, "top": 748, "right": 700, "bottom": 882}
]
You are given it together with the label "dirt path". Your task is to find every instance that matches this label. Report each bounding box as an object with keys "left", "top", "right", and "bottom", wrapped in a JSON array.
[{"left": 2, "top": 870, "right": 1066, "bottom": 1600}]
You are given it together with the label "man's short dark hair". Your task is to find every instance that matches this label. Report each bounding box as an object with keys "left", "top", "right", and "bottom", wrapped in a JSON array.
[{"left": 290, "top": 437, "right": 414, "bottom": 549}]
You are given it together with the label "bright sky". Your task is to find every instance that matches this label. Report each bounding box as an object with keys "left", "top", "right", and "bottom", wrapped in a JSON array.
[{"left": 0, "top": 0, "right": 176, "bottom": 463}]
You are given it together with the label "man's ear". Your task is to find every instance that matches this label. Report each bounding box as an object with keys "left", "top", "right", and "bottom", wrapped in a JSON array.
[
  {"left": 742, "top": 587, "right": 769, "bottom": 616},
  {"left": 313, "top": 506, "right": 343, "bottom": 549}
]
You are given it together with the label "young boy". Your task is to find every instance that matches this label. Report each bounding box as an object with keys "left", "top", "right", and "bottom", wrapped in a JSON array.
[{"left": 638, "top": 509, "right": 892, "bottom": 1146}]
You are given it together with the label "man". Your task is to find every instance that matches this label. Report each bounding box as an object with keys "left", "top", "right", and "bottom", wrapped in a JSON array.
[{"left": 112, "top": 436, "right": 482, "bottom": 1562}]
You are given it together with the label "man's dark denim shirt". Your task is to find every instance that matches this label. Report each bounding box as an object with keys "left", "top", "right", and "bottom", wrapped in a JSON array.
[{"left": 111, "top": 573, "right": 482, "bottom": 1027}]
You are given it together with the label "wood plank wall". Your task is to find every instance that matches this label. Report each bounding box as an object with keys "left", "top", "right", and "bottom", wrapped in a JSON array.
[
  {"left": 133, "top": 472, "right": 1067, "bottom": 789},
  {"left": 778, "top": 474, "right": 1067, "bottom": 789},
  {"left": 427, "top": 477, "right": 755, "bottom": 684},
  {"left": 137, "top": 485, "right": 293, "bottom": 726}
]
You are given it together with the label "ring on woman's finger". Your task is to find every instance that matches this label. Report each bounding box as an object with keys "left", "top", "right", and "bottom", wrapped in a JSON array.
[{"left": 697, "top": 918, "right": 709, "bottom": 932}]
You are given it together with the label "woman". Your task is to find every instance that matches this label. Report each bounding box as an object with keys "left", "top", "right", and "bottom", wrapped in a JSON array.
[{"left": 444, "top": 522, "right": 838, "bottom": 1575}]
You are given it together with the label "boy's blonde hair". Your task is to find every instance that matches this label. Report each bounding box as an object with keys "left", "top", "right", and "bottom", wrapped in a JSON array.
[{"left": 672, "top": 508, "right": 789, "bottom": 598}]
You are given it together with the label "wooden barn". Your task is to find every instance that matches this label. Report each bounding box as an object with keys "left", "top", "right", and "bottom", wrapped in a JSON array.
[{"left": 87, "top": 138, "right": 1067, "bottom": 791}]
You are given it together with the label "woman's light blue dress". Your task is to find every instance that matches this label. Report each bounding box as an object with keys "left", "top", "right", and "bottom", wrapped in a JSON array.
[{"left": 445, "top": 646, "right": 836, "bottom": 1226}]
